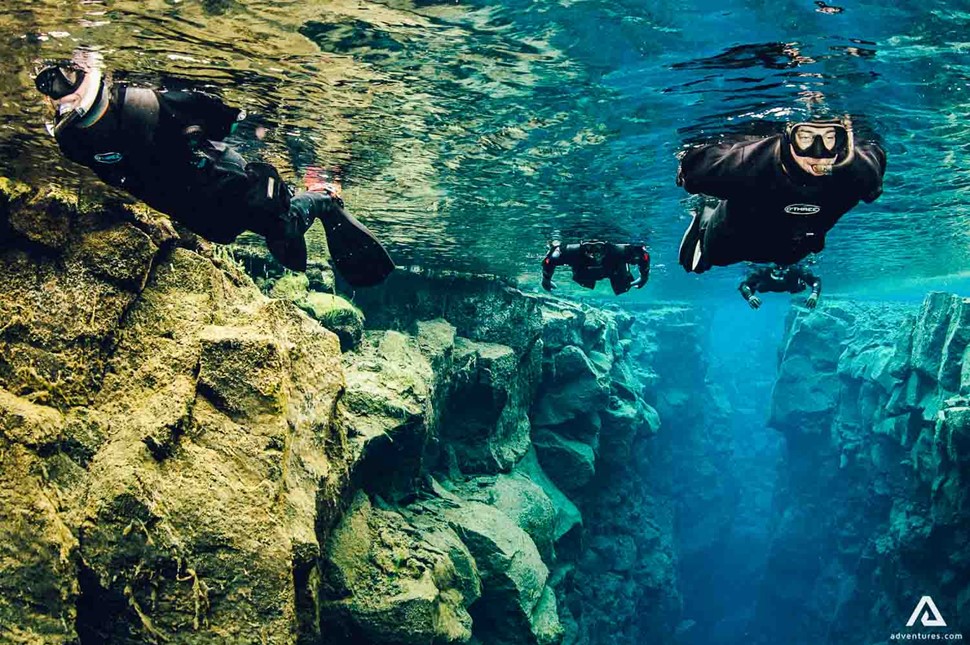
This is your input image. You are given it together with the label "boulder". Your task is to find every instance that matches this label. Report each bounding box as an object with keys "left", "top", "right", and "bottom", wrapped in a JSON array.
[
  {"left": 440, "top": 338, "right": 538, "bottom": 473},
  {"left": 301, "top": 292, "right": 365, "bottom": 351},
  {"left": 532, "top": 345, "right": 610, "bottom": 429},
  {"left": 341, "top": 329, "right": 439, "bottom": 498},
  {"left": 533, "top": 430, "right": 596, "bottom": 494},
  {"left": 453, "top": 473, "right": 558, "bottom": 560},
  {"left": 513, "top": 449, "right": 583, "bottom": 550},
  {"left": 442, "top": 501, "right": 561, "bottom": 645},
  {"left": 320, "top": 493, "right": 481, "bottom": 644}
]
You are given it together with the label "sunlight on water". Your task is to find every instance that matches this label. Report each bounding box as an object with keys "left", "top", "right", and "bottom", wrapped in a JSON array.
[{"left": 1, "top": 0, "right": 968, "bottom": 297}]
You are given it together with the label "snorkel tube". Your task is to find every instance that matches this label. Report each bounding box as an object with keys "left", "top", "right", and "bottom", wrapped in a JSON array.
[
  {"left": 52, "top": 66, "right": 104, "bottom": 136},
  {"left": 783, "top": 116, "right": 856, "bottom": 176}
]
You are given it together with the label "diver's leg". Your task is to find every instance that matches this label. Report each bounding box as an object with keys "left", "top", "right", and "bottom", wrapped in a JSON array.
[{"left": 610, "top": 268, "right": 633, "bottom": 295}]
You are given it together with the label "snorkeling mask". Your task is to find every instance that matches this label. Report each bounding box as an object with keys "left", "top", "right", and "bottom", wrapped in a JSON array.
[
  {"left": 35, "top": 65, "right": 84, "bottom": 100},
  {"left": 769, "top": 265, "right": 787, "bottom": 281},
  {"left": 35, "top": 61, "right": 105, "bottom": 135},
  {"left": 785, "top": 119, "right": 851, "bottom": 160}
]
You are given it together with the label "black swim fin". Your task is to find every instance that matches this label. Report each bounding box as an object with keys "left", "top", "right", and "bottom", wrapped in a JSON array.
[{"left": 320, "top": 204, "right": 395, "bottom": 287}]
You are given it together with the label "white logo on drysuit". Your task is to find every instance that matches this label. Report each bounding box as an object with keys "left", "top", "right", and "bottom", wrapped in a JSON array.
[
  {"left": 784, "top": 203, "right": 821, "bottom": 215},
  {"left": 906, "top": 596, "right": 947, "bottom": 628}
]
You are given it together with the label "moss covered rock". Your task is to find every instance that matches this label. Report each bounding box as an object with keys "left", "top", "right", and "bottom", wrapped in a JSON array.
[
  {"left": 320, "top": 493, "right": 481, "bottom": 645},
  {"left": 0, "top": 180, "right": 351, "bottom": 643},
  {"left": 301, "top": 292, "right": 365, "bottom": 351}
]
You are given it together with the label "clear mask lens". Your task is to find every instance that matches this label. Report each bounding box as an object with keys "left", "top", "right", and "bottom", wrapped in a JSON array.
[{"left": 790, "top": 123, "right": 848, "bottom": 159}]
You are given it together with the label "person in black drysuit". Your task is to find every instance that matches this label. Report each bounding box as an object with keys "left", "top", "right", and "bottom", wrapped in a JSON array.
[
  {"left": 541, "top": 240, "right": 650, "bottom": 295},
  {"left": 739, "top": 263, "right": 821, "bottom": 310},
  {"left": 676, "top": 118, "right": 886, "bottom": 273},
  {"left": 33, "top": 55, "right": 394, "bottom": 286}
]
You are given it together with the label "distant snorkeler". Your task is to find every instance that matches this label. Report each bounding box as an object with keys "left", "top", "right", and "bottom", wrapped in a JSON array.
[
  {"left": 541, "top": 240, "right": 650, "bottom": 295},
  {"left": 739, "top": 263, "right": 821, "bottom": 310},
  {"left": 814, "top": 1, "right": 845, "bottom": 14},
  {"left": 676, "top": 117, "right": 885, "bottom": 274},
  {"left": 33, "top": 50, "right": 394, "bottom": 286}
]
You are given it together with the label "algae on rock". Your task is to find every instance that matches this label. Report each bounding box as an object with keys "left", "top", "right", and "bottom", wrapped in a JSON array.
[{"left": 0, "top": 180, "right": 352, "bottom": 644}]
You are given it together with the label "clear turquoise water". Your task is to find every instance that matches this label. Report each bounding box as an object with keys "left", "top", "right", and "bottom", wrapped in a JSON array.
[{"left": 2, "top": 0, "right": 969, "bottom": 298}]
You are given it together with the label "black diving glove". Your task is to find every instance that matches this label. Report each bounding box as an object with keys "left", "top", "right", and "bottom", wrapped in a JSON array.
[
  {"left": 747, "top": 295, "right": 762, "bottom": 310},
  {"left": 805, "top": 293, "right": 819, "bottom": 310},
  {"left": 541, "top": 277, "right": 557, "bottom": 292},
  {"left": 631, "top": 276, "right": 648, "bottom": 289}
]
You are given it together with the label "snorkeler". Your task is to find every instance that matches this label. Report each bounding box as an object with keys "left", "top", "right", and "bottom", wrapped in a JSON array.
[
  {"left": 676, "top": 117, "right": 885, "bottom": 273},
  {"left": 34, "top": 52, "right": 394, "bottom": 286},
  {"left": 739, "top": 263, "right": 821, "bottom": 310},
  {"left": 541, "top": 240, "right": 650, "bottom": 295}
]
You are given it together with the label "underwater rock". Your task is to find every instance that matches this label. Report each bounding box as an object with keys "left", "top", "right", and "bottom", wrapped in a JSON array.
[
  {"left": 532, "top": 345, "right": 610, "bottom": 430},
  {"left": 440, "top": 338, "right": 539, "bottom": 474},
  {"left": 301, "top": 292, "right": 365, "bottom": 351},
  {"left": 319, "top": 493, "right": 480, "bottom": 645},
  {"left": 0, "top": 441, "right": 79, "bottom": 644},
  {"left": 756, "top": 295, "right": 970, "bottom": 644},
  {"left": 532, "top": 429, "right": 596, "bottom": 494},
  {"left": 770, "top": 310, "right": 850, "bottom": 436},
  {"left": 0, "top": 181, "right": 352, "bottom": 643},
  {"left": 353, "top": 271, "right": 543, "bottom": 354},
  {"left": 341, "top": 328, "right": 441, "bottom": 499},
  {"left": 268, "top": 271, "right": 311, "bottom": 302},
  {"left": 452, "top": 473, "right": 558, "bottom": 561},
  {"left": 442, "top": 500, "right": 562, "bottom": 645},
  {"left": 0, "top": 180, "right": 694, "bottom": 645},
  {"left": 513, "top": 448, "right": 583, "bottom": 551},
  {"left": 267, "top": 273, "right": 365, "bottom": 351}
]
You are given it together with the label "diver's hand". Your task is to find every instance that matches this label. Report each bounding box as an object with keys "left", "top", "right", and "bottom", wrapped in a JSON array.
[
  {"left": 631, "top": 276, "right": 648, "bottom": 289},
  {"left": 747, "top": 295, "right": 762, "bottom": 310},
  {"left": 805, "top": 293, "right": 819, "bottom": 310},
  {"left": 541, "top": 277, "right": 556, "bottom": 292}
]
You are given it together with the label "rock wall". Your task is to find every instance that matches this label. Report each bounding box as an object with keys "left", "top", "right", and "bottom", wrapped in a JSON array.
[
  {"left": 758, "top": 294, "right": 970, "bottom": 644},
  {"left": 0, "top": 180, "right": 351, "bottom": 643},
  {"left": 1, "top": 181, "right": 707, "bottom": 644},
  {"left": 332, "top": 274, "right": 695, "bottom": 645}
]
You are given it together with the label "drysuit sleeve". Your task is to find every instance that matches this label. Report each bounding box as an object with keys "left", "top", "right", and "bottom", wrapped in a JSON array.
[
  {"left": 625, "top": 244, "right": 651, "bottom": 284},
  {"left": 797, "top": 267, "right": 822, "bottom": 295},
  {"left": 542, "top": 244, "right": 564, "bottom": 281},
  {"left": 847, "top": 141, "right": 886, "bottom": 203},
  {"left": 677, "top": 142, "right": 757, "bottom": 199},
  {"left": 739, "top": 269, "right": 766, "bottom": 301}
]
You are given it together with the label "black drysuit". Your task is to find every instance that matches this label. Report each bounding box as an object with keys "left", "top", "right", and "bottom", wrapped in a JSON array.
[
  {"left": 50, "top": 83, "right": 394, "bottom": 284},
  {"left": 542, "top": 242, "right": 650, "bottom": 295},
  {"left": 54, "top": 85, "right": 294, "bottom": 244},
  {"left": 678, "top": 134, "right": 886, "bottom": 269}
]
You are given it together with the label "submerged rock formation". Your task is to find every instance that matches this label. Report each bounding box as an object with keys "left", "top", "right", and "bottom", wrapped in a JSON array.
[
  {"left": 758, "top": 295, "right": 970, "bottom": 643},
  {"left": 1, "top": 180, "right": 706, "bottom": 644},
  {"left": 0, "top": 180, "right": 351, "bottom": 643}
]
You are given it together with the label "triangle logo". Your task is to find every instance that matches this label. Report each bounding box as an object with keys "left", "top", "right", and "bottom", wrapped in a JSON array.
[{"left": 906, "top": 596, "right": 947, "bottom": 628}]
